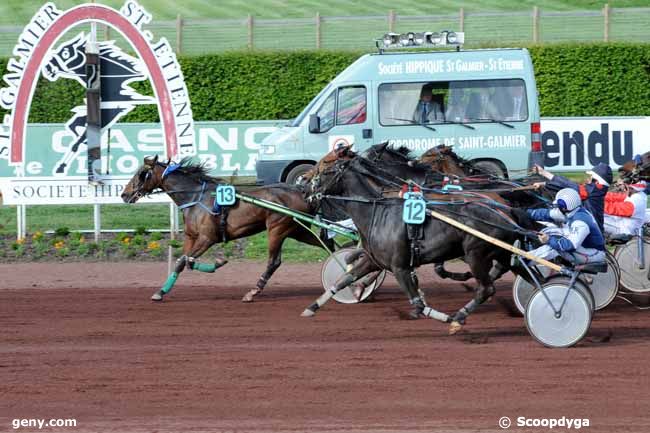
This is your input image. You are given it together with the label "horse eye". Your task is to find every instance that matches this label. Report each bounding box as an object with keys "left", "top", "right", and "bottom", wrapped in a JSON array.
[
  {"left": 61, "top": 49, "right": 70, "bottom": 60},
  {"left": 138, "top": 170, "right": 149, "bottom": 181}
]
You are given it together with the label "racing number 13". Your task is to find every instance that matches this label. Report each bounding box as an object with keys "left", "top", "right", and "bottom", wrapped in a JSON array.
[{"left": 216, "top": 185, "right": 236, "bottom": 205}]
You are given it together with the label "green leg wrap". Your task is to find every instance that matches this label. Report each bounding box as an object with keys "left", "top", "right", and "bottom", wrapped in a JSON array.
[
  {"left": 161, "top": 272, "right": 179, "bottom": 294},
  {"left": 190, "top": 262, "right": 217, "bottom": 273}
]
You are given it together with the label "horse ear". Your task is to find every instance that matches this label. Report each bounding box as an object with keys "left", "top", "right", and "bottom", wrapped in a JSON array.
[{"left": 153, "top": 155, "right": 159, "bottom": 164}]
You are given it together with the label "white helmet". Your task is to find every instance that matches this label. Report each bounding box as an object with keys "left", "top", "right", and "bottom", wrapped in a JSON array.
[{"left": 553, "top": 188, "right": 582, "bottom": 212}]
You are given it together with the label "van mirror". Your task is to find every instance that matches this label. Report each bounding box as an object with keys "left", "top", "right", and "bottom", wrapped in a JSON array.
[{"left": 308, "top": 115, "right": 321, "bottom": 133}]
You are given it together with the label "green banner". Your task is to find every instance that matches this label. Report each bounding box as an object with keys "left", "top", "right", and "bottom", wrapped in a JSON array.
[{"left": 0, "top": 120, "right": 285, "bottom": 178}]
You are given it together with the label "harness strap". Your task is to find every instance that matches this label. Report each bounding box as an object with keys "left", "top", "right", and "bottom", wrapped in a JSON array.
[
  {"left": 177, "top": 182, "right": 224, "bottom": 216},
  {"left": 219, "top": 206, "right": 229, "bottom": 243}
]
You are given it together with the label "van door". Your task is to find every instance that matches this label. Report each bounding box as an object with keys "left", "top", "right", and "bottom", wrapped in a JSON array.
[{"left": 303, "top": 84, "right": 372, "bottom": 159}]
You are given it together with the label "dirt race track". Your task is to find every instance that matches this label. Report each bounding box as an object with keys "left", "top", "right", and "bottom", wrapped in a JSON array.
[{"left": 1, "top": 261, "right": 650, "bottom": 433}]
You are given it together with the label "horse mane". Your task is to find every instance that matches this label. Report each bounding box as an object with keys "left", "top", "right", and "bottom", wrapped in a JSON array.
[
  {"left": 172, "top": 157, "right": 225, "bottom": 184},
  {"left": 99, "top": 41, "right": 143, "bottom": 75},
  {"left": 365, "top": 143, "right": 416, "bottom": 163}
]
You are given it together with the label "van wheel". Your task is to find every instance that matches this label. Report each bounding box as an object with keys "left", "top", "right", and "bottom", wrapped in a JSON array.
[
  {"left": 472, "top": 160, "right": 505, "bottom": 178},
  {"left": 285, "top": 164, "right": 314, "bottom": 185}
]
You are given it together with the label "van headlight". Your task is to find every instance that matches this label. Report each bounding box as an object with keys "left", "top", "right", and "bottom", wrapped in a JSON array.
[{"left": 261, "top": 145, "right": 276, "bottom": 155}]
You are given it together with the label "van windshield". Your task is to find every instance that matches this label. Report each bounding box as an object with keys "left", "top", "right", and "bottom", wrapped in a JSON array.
[
  {"left": 379, "top": 79, "right": 527, "bottom": 126},
  {"left": 291, "top": 83, "right": 334, "bottom": 127}
]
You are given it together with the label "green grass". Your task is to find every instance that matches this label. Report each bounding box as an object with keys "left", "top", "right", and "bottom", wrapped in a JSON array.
[
  {"left": 0, "top": 0, "right": 647, "bottom": 24},
  {"left": 244, "top": 232, "right": 329, "bottom": 262},
  {"left": 0, "top": 204, "right": 170, "bottom": 235}
]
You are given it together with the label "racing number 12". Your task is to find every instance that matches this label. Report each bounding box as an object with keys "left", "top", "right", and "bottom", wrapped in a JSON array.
[{"left": 403, "top": 199, "right": 426, "bottom": 224}]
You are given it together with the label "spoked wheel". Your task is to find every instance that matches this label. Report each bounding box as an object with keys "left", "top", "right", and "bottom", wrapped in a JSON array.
[
  {"left": 321, "top": 247, "right": 386, "bottom": 304},
  {"left": 512, "top": 266, "right": 552, "bottom": 315},
  {"left": 615, "top": 238, "right": 650, "bottom": 293},
  {"left": 581, "top": 251, "right": 619, "bottom": 310},
  {"left": 525, "top": 276, "right": 593, "bottom": 348}
]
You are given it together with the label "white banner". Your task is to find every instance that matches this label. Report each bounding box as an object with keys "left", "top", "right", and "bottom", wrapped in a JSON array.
[
  {"left": 0, "top": 176, "right": 171, "bottom": 205},
  {"left": 541, "top": 116, "right": 650, "bottom": 171}
]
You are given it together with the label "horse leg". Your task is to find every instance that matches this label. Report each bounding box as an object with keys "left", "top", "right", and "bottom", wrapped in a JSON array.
[
  {"left": 152, "top": 236, "right": 195, "bottom": 301},
  {"left": 242, "top": 225, "right": 293, "bottom": 302},
  {"left": 434, "top": 262, "right": 473, "bottom": 282},
  {"left": 301, "top": 256, "right": 378, "bottom": 317},
  {"left": 393, "top": 268, "right": 450, "bottom": 322},
  {"left": 448, "top": 254, "right": 496, "bottom": 335},
  {"left": 152, "top": 236, "right": 217, "bottom": 301}
]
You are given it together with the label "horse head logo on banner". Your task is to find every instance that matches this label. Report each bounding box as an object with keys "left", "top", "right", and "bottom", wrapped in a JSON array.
[
  {"left": 0, "top": 1, "right": 195, "bottom": 178},
  {"left": 43, "top": 31, "right": 156, "bottom": 176}
]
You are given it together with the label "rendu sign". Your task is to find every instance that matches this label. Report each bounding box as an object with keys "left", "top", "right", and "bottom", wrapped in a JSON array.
[{"left": 540, "top": 117, "right": 649, "bottom": 171}]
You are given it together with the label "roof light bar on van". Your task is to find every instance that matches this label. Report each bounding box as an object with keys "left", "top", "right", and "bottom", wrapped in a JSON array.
[{"left": 377, "top": 30, "right": 464, "bottom": 51}]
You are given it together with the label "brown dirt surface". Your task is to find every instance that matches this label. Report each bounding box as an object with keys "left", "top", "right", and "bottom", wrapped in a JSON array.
[{"left": 1, "top": 261, "right": 649, "bottom": 433}]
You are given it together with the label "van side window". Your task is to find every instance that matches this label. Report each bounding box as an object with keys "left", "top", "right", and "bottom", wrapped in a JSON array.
[
  {"left": 379, "top": 79, "right": 527, "bottom": 126},
  {"left": 316, "top": 91, "right": 336, "bottom": 131},
  {"left": 336, "top": 86, "right": 367, "bottom": 125}
]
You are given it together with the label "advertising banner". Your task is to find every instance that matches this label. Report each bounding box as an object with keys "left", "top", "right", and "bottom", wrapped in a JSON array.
[
  {"left": 540, "top": 117, "right": 649, "bottom": 171},
  {"left": 0, "top": 121, "right": 283, "bottom": 204}
]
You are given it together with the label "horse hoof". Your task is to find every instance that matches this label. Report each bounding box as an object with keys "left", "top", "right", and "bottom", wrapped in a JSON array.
[
  {"left": 449, "top": 321, "right": 463, "bottom": 335},
  {"left": 242, "top": 289, "right": 259, "bottom": 303},
  {"left": 301, "top": 309, "right": 315, "bottom": 317},
  {"left": 151, "top": 291, "right": 164, "bottom": 302}
]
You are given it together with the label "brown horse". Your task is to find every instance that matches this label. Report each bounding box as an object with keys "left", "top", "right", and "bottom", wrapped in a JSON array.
[
  {"left": 122, "top": 155, "right": 332, "bottom": 302},
  {"left": 618, "top": 151, "right": 650, "bottom": 183},
  {"left": 418, "top": 145, "right": 469, "bottom": 177}
]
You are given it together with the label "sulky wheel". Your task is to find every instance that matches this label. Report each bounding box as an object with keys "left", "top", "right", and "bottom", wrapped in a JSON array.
[
  {"left": 525, "top": 276, "right": 593, "bottom": 348},
  {"left": 615, "top": 238, "right": 650, "bottom": 293},
  {"left": 321, "top": 247, "right": 385, "bottom": 304},
  {"left": 580, "top": 251, "right": 619, "bottom": 310},
  {"left": 512, "top": 266, "right": 552, "bottom": 315}
]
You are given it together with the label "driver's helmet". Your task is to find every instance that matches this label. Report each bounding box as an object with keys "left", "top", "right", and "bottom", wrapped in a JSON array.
[{"left": 553, "top": 188, "right": 582, "bottom": 213}]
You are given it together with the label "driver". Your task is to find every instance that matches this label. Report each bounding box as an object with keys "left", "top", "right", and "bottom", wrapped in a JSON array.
[
  {"left": 603, "top": 181, "right": 648, "bottom": 237},
  {"left": 532, "top": 162, "right": 612, "bottom": 233},
  {"left": 526, "top": 188, "right": 606, "bottom": 264}
]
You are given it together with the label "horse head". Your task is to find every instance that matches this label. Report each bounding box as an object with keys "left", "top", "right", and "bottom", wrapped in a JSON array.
[
  {"left": 42, "top": 32, "right": 87, "bottom": 83},
  {"left": 122, "top": 155, "right": 164, "bottom": 203},
  {"left": 419, "top": 145, "right": 466, "bottom": 177}
]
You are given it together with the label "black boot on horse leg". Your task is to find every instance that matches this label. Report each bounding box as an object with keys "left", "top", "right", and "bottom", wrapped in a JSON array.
[
  {"left": 393, "top": 268, "right": 450, "bottom": 322},
  {"left": 242, "top": 228, "right": 288, "bottom": 303},
  {"left": 449, "top": 281, "right": 496, "bottom": 335}
]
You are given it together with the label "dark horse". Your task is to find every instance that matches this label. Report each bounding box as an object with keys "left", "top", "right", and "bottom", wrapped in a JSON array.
[
  {"left": 122, "top": 156, "right": 332, "bottom": 302},
  {"left": 306, "top": 143, "right": 548, "bottom": 287},
  {"left": 301, "top": 155, "right": 541, "bottom": 334}
]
